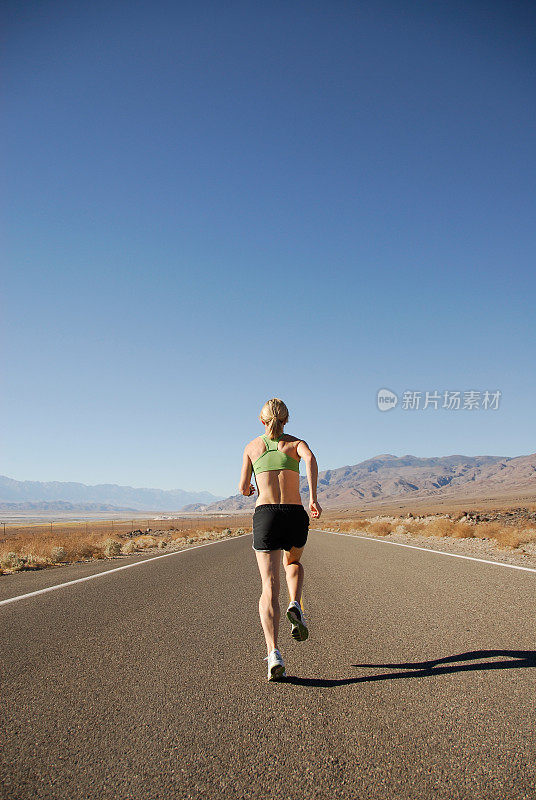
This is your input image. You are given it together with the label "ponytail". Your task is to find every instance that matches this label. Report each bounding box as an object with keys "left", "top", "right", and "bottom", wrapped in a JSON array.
[{"left": 260, "top": 398, "right": 289, "bottom": 440}]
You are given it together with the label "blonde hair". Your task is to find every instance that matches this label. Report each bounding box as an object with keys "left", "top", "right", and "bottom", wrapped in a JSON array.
[{"left": 260, "top": 398, "right": 289, "bottom": 440}]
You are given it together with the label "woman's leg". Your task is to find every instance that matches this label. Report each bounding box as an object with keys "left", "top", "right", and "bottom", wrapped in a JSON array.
[
  {"left": 282, "top": 545, "right": 305, "bottom": 605},
  {"left": 254, "top": 550, "right": 281, "bottom": 653}
]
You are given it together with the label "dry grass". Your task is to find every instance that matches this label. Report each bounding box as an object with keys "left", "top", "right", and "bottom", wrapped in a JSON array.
[
  {"left": 318, "top": 511, "right": 536, "bottom": 554},
  {"left": 476, "top": 522, "right": 536, "bottom": 550},
  {"left": 406, "top": 521, "right": 427, "bottom": 534},
  {"left": 450, "top": 522, "right": 476, "bottom": 539},
  {"left": 4, "top": 507, "right": 536, "bottom": 575},
  {"left": 0, "top": 516, "right": 252, "bottom": 574},
  {"left": 325, "top": 519, "right": 369, "bottom": 533},
  {"left": 367, "top": 521, "right": 393, "bottom": 536},
  {"left": 424, "top": 518, "right": 456, "bottom": 537}
]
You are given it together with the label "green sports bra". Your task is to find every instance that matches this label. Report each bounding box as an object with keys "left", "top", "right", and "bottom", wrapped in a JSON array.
[{"left": 252, "top": 435, "right": 300, "bottom": 475}]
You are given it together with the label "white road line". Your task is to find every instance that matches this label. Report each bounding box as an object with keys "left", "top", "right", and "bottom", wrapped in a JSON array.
[
  {"left": 3, "top": 527, "right": 534, "bottom": 608},
  {"left": 0, "top": 534, "right": 251, "bottom": 607},
  {"left": 319, "top": 529, "right": 536, "bottom": 574}
]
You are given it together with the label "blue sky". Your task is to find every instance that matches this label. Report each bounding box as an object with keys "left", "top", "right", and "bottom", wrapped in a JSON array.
[{"left": 2, "top": 0, "right": 535, "bottom": 497}]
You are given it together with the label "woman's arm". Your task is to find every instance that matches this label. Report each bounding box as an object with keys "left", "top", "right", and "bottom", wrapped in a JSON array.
[
  {"left": 297, "top": 440, "right": 322, "bottom": 518},
  {"left": 238, "top": 446, "right": 255, "bottom": 496}
]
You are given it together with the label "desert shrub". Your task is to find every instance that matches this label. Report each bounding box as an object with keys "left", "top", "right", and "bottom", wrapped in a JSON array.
[
  {"left": 393, "top": 524, "right": 407, "bottom": 534},
  {"left": 517, "top": 529, "right": 536, "bottom": 552},
  {"left": 73, "top": 541, "right": 102, "bottom": 560},
  {"left": 478, "top": 523, "right": 524, "bottom": 549},
  {"left": 519, "top": 527, "right": 536, "bottom": 543},
  {"left": 103, "top": 538, "right": 121, "bottom": 556},
  {"left": 492, "top": 529, "right": 518, "bottom": 548},
  {"left": 367, "top": 521, "right": 392, "bottom": 536},
  {"left": 21, "top": 553, "right": 45, "bottom": 570},
  {"left": 134, "top": 536, "right": 158, "bottom": 549},
  {"left": 157, "top": 540, "right": 167, "bottom": 549},
  {"left": 326, "top": 520, "right": 366, "bottom": 533},
  {"left": 171, "top": 531, "right": 190, "bottom": 542},
  {"left": 496, "top": 530, "right": 522, "bottom": 549},
  {"left": 50, "top": 546, "right": 67, "bottom": 562},
  {"left": 405, "top": 521, "right": 426, "bottom": 534},
  {"left": 486, "top": 522, "right": 535, "bottom": 547},
  {"left": 451, "top": 522, "right": 476, "bottom": 539},
  {"left": 345, "top": 520, "right": 368, "bottom": 531},
  {"left": 476, "top": 522, "right": 502, "bottom": 539},
  {"left": 222, "top": 528, "right": 232, "bottom": 536},
  {"left": 1, "top": 552, "right": 25, "bottom": 571},
  {"left": 236, "top": 528, "right": 245, "bottom": 535},
  {"left": 121, "top": 540, "right": 138, "bottom": 554},
  {"left": 426, "top": 519, "right": 455, "bottom": 538}
]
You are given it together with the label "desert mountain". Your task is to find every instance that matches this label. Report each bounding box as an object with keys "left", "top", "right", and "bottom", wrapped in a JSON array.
[
  {"left": 0, "top": 501, "right": 141, "bottom": 513},
  {"left": 190, "top": 453, "right": 536, "bottom": 512},
  {"left": 0, "top": 476, "right": 222, "bottom": 512}
]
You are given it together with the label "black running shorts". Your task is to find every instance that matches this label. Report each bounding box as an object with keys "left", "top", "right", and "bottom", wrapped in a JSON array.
[{"left": 252, "top": 504, "right": 309, "bottom": 552}]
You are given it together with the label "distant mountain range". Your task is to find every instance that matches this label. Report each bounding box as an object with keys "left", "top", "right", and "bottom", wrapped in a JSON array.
[
  {"left": 0, "top": 476, "right": 223, "bottom": 512},
  {"left": 183, "top": 452, "right": 536, "bottom": 512},
  {"left": 0, "top": 501, "right": 140, "bottom": 513},
  {"left": 3, "top": 452, "right": 534, "bottom": 516}
]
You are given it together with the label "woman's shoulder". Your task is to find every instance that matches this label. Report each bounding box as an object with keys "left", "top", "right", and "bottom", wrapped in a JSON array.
[
  {"left": 282, "top": 432, "right": 302, "bottom": 440},
  {"left": 281, "top": 433, "right": 304, "bottom": 446},
  {"left": 246, "top": 435, "right": 265, "bottom": 453}
]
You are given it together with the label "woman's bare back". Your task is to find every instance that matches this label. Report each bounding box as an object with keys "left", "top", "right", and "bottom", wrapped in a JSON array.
[{"left": 248, "top": 433, "right": 303, "bottom": 506}]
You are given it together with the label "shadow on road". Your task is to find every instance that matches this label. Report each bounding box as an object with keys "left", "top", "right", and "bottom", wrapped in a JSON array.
[{"left": 282, "top": 650, "right": 536, "bottom": 687}]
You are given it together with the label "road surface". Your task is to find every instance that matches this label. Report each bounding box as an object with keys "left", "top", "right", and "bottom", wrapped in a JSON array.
[{"left": 1, "top": 530, "right": 535, "bottom": 799}]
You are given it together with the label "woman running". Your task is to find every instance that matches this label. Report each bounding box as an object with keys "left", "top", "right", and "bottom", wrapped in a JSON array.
[{"left": 239, "top": 398, "right": 322, "bottom": 681}]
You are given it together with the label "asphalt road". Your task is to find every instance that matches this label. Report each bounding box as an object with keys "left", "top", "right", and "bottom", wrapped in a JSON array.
[{"left": 1, "top": 530, "right": 535, "bottom": 800}]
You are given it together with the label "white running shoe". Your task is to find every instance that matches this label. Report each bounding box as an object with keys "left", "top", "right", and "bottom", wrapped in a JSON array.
[
  {"left": 264, "top": 648, "right": 286, "bottom": 681},
  {"left": 286, "top": 601, "right": 309, "bottom": 641}
]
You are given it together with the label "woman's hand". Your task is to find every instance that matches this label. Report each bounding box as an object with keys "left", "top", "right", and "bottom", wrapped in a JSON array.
[
  {"left": 243, "top": 483, "right": 255, "bottom": 497},
  {"left": 310, "top": 500, "right": 322, "bottom": 519}
]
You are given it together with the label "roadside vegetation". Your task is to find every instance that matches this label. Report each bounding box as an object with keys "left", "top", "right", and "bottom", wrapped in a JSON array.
[
  {"left": 4, "top": 506, "right": 536, "bottom": 576},
  {"left": 0, "top": 517, "right": 251, "bottom": 575},
  {"left": 320, "top": 509, "right": 536, "bottom": 553}
]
